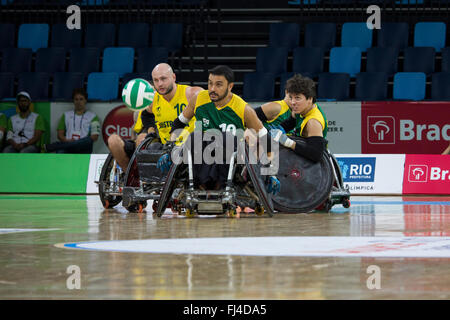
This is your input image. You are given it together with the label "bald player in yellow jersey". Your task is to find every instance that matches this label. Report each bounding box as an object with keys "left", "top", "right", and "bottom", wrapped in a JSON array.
[{"left": 107, "top": 63, "right": 202, "bottom": 170}]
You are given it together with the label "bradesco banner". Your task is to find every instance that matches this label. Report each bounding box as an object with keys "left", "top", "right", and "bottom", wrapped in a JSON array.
[
  {"left": 403, "top": 154, "right": 450, "bottom": 195},
  {"left": 361, "top": 101, "right": 450, "bottom": 154},
  {"left": 51, "top": 102, "right": 135, "bottom": 154},
  {"left": 335, "top": 154, "right": 405, "bottom": 194},
  {"left": 249, "top": 101, "right": 362, "bottom": 154}
]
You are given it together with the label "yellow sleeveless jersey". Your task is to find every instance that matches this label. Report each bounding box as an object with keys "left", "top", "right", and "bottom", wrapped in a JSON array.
[
  {"left": 295, "top": 104, "right": 327, "bottom": 138},
  {"left": 134, "top": 84, "right": 195, "bottom": 144},
  {"left": 194, "top": 90, "right": 246, "bottom": 132}
]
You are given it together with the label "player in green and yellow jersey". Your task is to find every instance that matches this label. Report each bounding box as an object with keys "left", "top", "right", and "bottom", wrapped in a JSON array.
[
  {"left": 107, "top": 63, "right": 203, "bottom": 170},
  {"left": 157, "top": 65, "right": 280, "bottom": 194},
  {"left": 266, "top": 74, "right": 328, "bottom": 163}
]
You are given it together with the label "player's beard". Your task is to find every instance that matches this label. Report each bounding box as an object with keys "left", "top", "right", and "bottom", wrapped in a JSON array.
[
  {"left": 157, "top": 83, "right": 174, "bottom": 96},
  {"left": 209, "top": 88, "right": 229, "bottom": 103}
]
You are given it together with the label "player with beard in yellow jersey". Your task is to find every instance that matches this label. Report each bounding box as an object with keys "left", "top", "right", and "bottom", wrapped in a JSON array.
[{"left": 107, "top": 63, "right": 202, "bottom": 170}]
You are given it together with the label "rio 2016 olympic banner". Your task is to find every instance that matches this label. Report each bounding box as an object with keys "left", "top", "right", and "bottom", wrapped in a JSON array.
[{"left": 361, "top": 101, "right": 450, "bottom": 154}]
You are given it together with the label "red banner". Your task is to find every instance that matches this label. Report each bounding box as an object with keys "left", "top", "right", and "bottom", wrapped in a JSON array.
[
  {"left": 403, "top": 154, "right": 450, "bottom": 194},
  {"left": 361, "top": 101, "right": 450, "bottom": 154}
]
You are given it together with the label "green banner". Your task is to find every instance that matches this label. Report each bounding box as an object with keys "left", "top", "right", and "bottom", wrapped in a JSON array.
[{"left": 0, "top": 154, "right": 90, "bottom": 193}]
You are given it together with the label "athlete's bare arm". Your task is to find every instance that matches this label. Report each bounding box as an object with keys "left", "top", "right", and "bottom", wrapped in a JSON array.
[
  {"left": 244, "top": 105, "right": 264, "bottom": 131},
  {"left": 260, "top": 102, "right": 282, "bottom": 122},
  {"left": 302, "top": 119, "right": 324, "bottom": 138}
]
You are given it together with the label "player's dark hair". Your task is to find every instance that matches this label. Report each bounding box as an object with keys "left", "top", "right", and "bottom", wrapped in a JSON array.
[
  {"left": 72, "top": 88, "right": 88, "bottom": 100},
  {"left": 285, "top": 74, "right": 316, "bottom": 103},
  {"left": 209, "top": 65, "right": 234, "bottom": 84}
]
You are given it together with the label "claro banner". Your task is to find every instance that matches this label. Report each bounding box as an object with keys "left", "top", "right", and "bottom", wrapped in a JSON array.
[
  {"left": 362, "top": 101, "right": 450, "bottom": 154},
  {"left": 403, "top": 154, "right": 450, "bottom": 195}
]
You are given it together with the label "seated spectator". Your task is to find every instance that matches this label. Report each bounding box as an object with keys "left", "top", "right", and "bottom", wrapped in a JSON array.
[
  {"left": 0, "top": 112, "right": 6, "bottom": 152},
  {"left": 442, "top": 142, "right": 450, "bottom": 155},
  {"left": 3, "top": 92, "right": 45, "bottom": 153},
  {"left": 45, "top": 88, "right": 100, "bottom": 154}
]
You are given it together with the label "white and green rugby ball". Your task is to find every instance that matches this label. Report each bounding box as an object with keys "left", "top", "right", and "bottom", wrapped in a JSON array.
[{"left": 121, "top": 78, "right": 155, "bottom": 111}]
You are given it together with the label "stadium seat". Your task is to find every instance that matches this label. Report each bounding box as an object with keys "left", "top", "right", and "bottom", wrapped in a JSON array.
[
  {"left": 393, "top": 72, "right": 426, "bottom": 100},
  {"left": 17, "top": 72, "right": 49, "bottom": 100},
  {"left": 52, "top": 72, "right": 85, "bottom": 101},
  {"left": 35, "top": 48, "right": 67, "bottom": 74},
  {"left": 403, "top": 47, "right": 435, "bottom": 74},
  {"left": 304, "top": 23, "right": 336, "bottom": 52},
  {"left": 269, "top": 23, "right": 300, "bottom": 51},
  {"left": 243, "top": 72, "right": 275, "bottom": 102},
  {"left": 18, "top": 23, "right": 49, "bottom": 52},
  {"left": 51, "top": 23, "right": 82, "bottom": 49},
  {"left": 102, "top": 47, "right": 135, "bottom": 77},
  {"left": 85, "top": 24, "right": 116, "bottom": 49},
  {"left": 329, "top": 47, "right": 361, "bottom": 77},
  {"left": 292, "top": 47, "right": 324, "bottom": 78},
  {"left": 87, "top": 72, "right": 119, "bottom": 101},
  {"left": 0, "top": 48, "right": 32, "bottom": 74},
  {"left": 118, "top": 23, "right": 150, "bottom": 48},
  {"left": 279, "top": 72, "right": 295, "bottom": 98},
  {"left": 136, "top": 47, "right": 169, "bottom": 73},
  {"left": 366, "top": 47, "right": 399, "bottom": 75},
  {"left": 414, "top": 22, "right": 446, "bottom": 52},
  {"left": 341, "top": 22, "right": 373, "bottom": 52},
  {"left": 152, "top": 23, "right": 183, "bottom": 52},
  {"left": 122, "top": 73, "right": 152, "bottom": 86},
  {"left": 431, "top": 72, "right": 450, "bottom": 100},
  {"left": 317, "top": 73, "right": 350, "bottom": 101},
  {"left": 0, "top": 72, "right": 14, "bottom": 100},
  {"left": 0, "top": 24, "right": 15, "bottom": 49},
  {"left": 355, "top": 72, "right": 388, "bottom": 101},
  {"left": 256, "top": 47, "right": 289, "bottom": 76},
  {"left": 441, "top": 47, "right": 450, "bottom": 72},
  {"left": 377, "top": 22, "right": 409, "bottom": 50},
  {"left": 68, "top": 47, "right": 100, "bottom": 74}
]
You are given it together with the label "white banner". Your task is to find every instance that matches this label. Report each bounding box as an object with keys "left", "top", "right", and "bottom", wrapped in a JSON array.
[{"left": 86, "top": 153, "right": 109, "bottom": 193}]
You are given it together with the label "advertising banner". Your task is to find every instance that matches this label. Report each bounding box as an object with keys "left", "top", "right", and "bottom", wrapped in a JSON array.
[
  {"left": 361, "top": 101, "right": 450, "bottom": 154},
  {"left": 335, "top": 154, "right": 405, "bottom": 194},
  {"left": 402, "top": 154, "right": 450, "bottom": 195},
  {"left": 86, "top": 153, "right": 109, "bottom": 194}
]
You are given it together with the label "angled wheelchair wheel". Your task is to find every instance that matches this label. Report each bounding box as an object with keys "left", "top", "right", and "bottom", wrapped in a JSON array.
[
  {"left": 98, "top": 153, "right": 123, "bottom": 209},
  {"left": 271, "top": 137, "right": 334, "bottom": 213}
]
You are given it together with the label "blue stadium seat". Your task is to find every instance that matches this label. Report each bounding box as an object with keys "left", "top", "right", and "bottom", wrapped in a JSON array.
[
  {"left": 17, "top": 72, "right": 49, "bottom": 100},
  {"left": 317, "top": 73, "right": 350, "bottom": 101},
  {"left": 431, "top": 72, "right": 450, "bottom": 100},
  {"left": 87, "top": 72, "right": 119, "bottom": 101},
  {"left": 152, "top": 23, "right": 183, "bottom": 52},
  {"left": 136, "top": 47, "right": 169, "bottom": 73},
  {"left": 269, "top": 23, "right": 300, "bottom": 51},
  {"left": 102, "top": 47, "right": 135, "bottom": 77},
  {"left": 292, "top": 47, "right": 324, "bottom": 78},
  {"left": 0, "top": 48, "right": 32, "bottom": 74},
  {"left": 52, "top": 72, "right": 85, "bottom": 101},
  {"left": 68, "top": 47, "right": 100, "bottom": 74},
  {"left": 118, "top": 23, "right": 149, "bottom": 48},
  {"left": 18, "top": 23, "right": 49, "bottom": 52},
  {"left": 341, "top": 22, "right": 373, "bottom": 52},
  {"left": 243, "top": 72, "right": 275, "bottom": 102},
  {"left": 403, "top": 47, "right": 435, "bottom": 74},
  {"left": 414, "top": 22, "right": 446, "bottom": 52},
  {"left": 0, "top": 72, "right": 14, "bottom": 100},
  {"left": 393, "top": 72, "right": 426, "bottom": 100},
  {"left": 329, "top": 47, "right": 361, "bottom": 77},
  {"left": 279, "top": 72, "right": 295, "bottom": 98},
  {"left": 304, "top": 23, "right": 336, "bottom": 52},
  {"left": 377, "top": 22, "right": 409, "bottom": 50},
  {"left": 256, "top": 47, "right": 289, "bottom": 76},
  {"left": 35, "top": 48, "right": 67, "bottom": 74},
  {"left": 366, "top": 47, "right": 398, "bottom": 75},
  {"left": 0, "top": 24, "right": 15, "bottom": 49},
  {"left": 355, "top": 72, "right": 388, "bottom": 101},
  {"left": 122, "top": 73, "right": 152, "bottom": 86},
  {"left": 85, "top": 24, "right": 116, "bottom": 49},
  {"left": 441, "top": 47, "right": 450, "bottom": 72},
  {"left": 51, "top": 23, "right": 82, "bottom": 49}
]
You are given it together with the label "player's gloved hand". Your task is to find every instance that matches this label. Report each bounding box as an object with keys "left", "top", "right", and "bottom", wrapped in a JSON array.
[
  {"left": 267, "top": 124, "right": 285, "bottom": 134},
  {"left": 266, "top": 176, "right": 281, "bottom": 195},
  {"left": 269, "top": 129, "right": 295, "bottom": 148},
  {"left": 157, "top": 142, "right": 175, "bottom": 173}
]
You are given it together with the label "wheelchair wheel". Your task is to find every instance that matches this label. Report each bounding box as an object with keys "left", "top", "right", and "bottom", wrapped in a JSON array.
[{"left": 98, "top": 153, "right": 123, "bottom": 209}]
